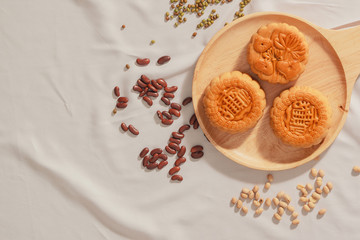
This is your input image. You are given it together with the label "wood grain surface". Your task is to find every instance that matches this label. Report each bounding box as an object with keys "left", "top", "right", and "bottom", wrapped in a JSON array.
[{"left": 192, "top": 12, "right": 360, "bottom": 171}]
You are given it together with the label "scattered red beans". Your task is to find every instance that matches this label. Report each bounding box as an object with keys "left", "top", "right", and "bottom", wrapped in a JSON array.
[
  {"left": 114, "top": 86, "right": 120, "bottom": 97},
  {"left": 158, "top": 160, "right": 168, "bottom": 169},
  {"left": 164, "top": 86, "right": 178, "bottom": 93},
  {"left": 175, "top": 157, "right": 186, "bottom": 166},
  {"left": 182, "top": 97, "right": 192, "bottom": 106},
  {"left": 157, "top": 55, "right": 171, "bottom": 65},
  {"left": 161, "top": 97, "right": 171, "bottom": 105},
  {"left": 169, "top": 166, "right": 180, "bottom": 175},
  {"left": 171, "top": 175, "right": 183, "bottom": 181},
  {"left": 128, "top": 124, "right": 139, "bottom": 135},
  {"left": 140, "top": 147, "right": 149, "bottom": 158},
  {"left": 121, "top": 123, "right": 128, "bottom": 132},
  {"left": 143, "top": 96, "right": 153, "bottom": 106},
  {"left": 116, "top": 102, "right": 127, "bottom": 108},
  {"left": 136, "top": 58, "right": 150, "bottom": 66}
]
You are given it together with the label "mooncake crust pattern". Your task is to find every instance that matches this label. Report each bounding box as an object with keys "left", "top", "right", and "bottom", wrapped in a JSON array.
[
  {"left": 248, "top": 23, "right": 309, "bottom": 84},
  {"left": 203, "top": 71, "right": 266, "bottom": 133},
  {"left": 270, "top": 86, "right": 331, "bottom": 148}
]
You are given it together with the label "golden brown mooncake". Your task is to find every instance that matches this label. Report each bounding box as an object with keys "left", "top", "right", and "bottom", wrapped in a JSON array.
[
  {"left": 270, "top": 86, "right": 332, "bottom": 148},
  {"left": 203, "top": 71, "right": 266, "bottom": 133},
  {"left": 248, "top": 23, "right": 309, "bottom": 84}
]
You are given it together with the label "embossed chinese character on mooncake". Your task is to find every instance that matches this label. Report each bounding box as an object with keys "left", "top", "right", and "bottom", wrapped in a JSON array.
[
  {"left": 270, "top": 86, "right": 332, "bottom": 148},
  {"left": 248, "top": 23, "right": 309, "bottom": 84},
  {"left": 203, "top": 71, "right": 266, "bottom": 133}
]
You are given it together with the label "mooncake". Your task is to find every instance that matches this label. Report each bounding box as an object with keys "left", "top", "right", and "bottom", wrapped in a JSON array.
[
  {"left": 248, "top": 23, "right": 309, "bottom": 84},
  {"left": 203, "top": 71, "right": 266, "bottom": 133},
  {"left": 270, "top": 86, "right": 331, "bottom": 148}
]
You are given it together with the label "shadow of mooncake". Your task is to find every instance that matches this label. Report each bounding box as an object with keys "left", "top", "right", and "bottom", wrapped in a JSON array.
[
  {"left": 270, "top": 86, "right": 332, "bottom": 148},
  {"left": 248, "top": 23, "right": 309, "bottom": 84},
  {"left": 203, "top": 71, "right": 266, "bottom": 133}
]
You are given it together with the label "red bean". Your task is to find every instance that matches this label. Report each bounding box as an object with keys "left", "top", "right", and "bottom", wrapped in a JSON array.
[
  {"left": 182, "top": 97, "right": 192, "bottom": 106},
  {"left": 143, "top": 96, "right": 153, "bottom": 106},
  {"left": 149, "top": 154, "right": 159, "bottom": 163},
  {"left": 193, "top": 120, "right": 199, "bottom": 129},
  {"left": 147, "top": 84, "right": 157, "bottom": 93},
  {"left": 161, "top": 97, "right": 171, "bottom": 105},
  {"left": 191, "top": 145, "right": 203, "bottom": 153},
  {"left": 136, "top": 58, "right": 150, "bottom": 66},
  {"left": 147, "top": 162, "right": 158, "bottom": 170},
  {"left": 157, "top": 55, "right": 171, "bottom": 65},
  {"left": 161, "top": 118, "right": 173, "bottom": 125},
  {"left": 117, "top": 97, "right": 128, "bottom": 103},
  {"left": 170, "top": 103, "right": 182, "bottom": 111},
  {"left": 158, "top": 153, "right": 168, "bottom": 160},
  {"left": 139, "top": 89, "right": 147, "bottom": 97},
  {"left": 116, "top": 102, "right": 127, "bottom": 108},
  {"left": 175, "top": 157, "right": 186, "bottom": 166},
  {"left": 156, "top": 78, "right": 167, "bottom": 88},
  {"left": 189, "top": 114, "right": 197, "bottom": 125},
  {"left": 169, "top": 108, "right": 180, "bottom": 117},
  {"left": 164, "top": 86, "right": 178, "bottom": 93},
  {"left": 128, "top": 125, "right": 139, "bottom": 135},
  {"left": 162, "top": 111, "right": 172, "bottom": 119},
  {"left": 137, "top": 79, "right": 147, "bottom": 88},
  {"left": 156, "top": 110, "right": 163, "bottom": 120},
  {"left": 151, "top": 80, "right": 163, "bottom": 90},
  {"left": 139, "top": 147, "right": 149, "bottom": 158},
  {"left": 114, "top": 86, "right": 120, "bottom": 97},
  {"left": 165, "top": 146, "right": 176, "bottom": 154},
  {"left": 171, "top": 175, "right": 183, "bottom": 181},
  {"left": 133, "top": 85, "right": 143, "bottom": 92},
  {"left": 147, "top": 91, "right": 159, "bottom": 97},
  {"left": 141, "top": 74, "right": 151, "bottom": 84},
  {"left": 168, "top": 142, "right": 180, "bottom": 151},
  {"left": 158, "top": 160, "right": 168, "bottom": 169},
  {"left": 178, "top": 124, "right": 190, "bottom": 133},
  {"left": 164, "top": 93, "right": 175, "bottom": 99},
  {"left": 177, "top": 146, "right": 186, "bottom": 157},
  {"left": 169, "top": 137, "right": 181, "bottom": 145},
  {"left": 121, "top": 123, "right": 128, "bottom": 132},
  {"left": 191, "top": 151, "right": 204, "bottom": 159},
  {"left": 150, "top": 148, "right": 162, "bottom": 155},
  {"left": 172, "top": 132, "right": 184, "bottom": 139},
  {"left": 143, "top": 156, "right": 150, "bottom": 167},
  {"left": 169, "top": 166, "right": 180, "bottom": 175}
]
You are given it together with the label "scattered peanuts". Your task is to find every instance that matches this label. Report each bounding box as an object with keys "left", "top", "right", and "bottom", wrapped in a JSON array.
[
  {"left": 326, "top": 182, "right": 333, "bottom": 190},
  {"left": 267, "top": 174, "right": 274, "bottom": 183},
  {"left": 312, "top": 192, "right": 321, "bottom": 200},
  {"left": 231, "top": 197, "right": 237, "bottom": 204},
  {"left": 316, "top": 177, "right": 323, "bottom": 186},
  {"left": 297, "top": 184, "right": 305, "bottom": 190},
  {"left": 248, "top": 190, "right": 254, "bottom": 199},
  {"left": 311, "top": 168, "right": 317, "bottom": 177},
  {"left": 236, "top": 200, "right": 243, "bottom": 209},
  {"left": 277, "top": 191, "right": 285, "bottom": 199},
  {"left": 279, "top": 201, "right": 288, "bottom": 209},
  {"left": 292, "top": 212, "right": 299, "bottom": 218},
  {"left": 301, "top": 188, "right": 308, "bottom": 196},
  {"left": 274, "top": 213, "right": 282, "bottom": 221},
  {"left": 287, "top": 205, "right": 295, "bottom": 213},
  {"left": 265, "top": 198, "right": 271, "bottom": 207},
  {"left": 318, "top": 208, "right": 327, "bottom": 215},
  {"left": 278, "top": 207, "right": 285, "bottom": 216},
  {"left": 292, "top": 219, "right": 300, "bottom": 225},
  {"left": 252, "top": 185, "right": 259, "bottom": 193},
  {"left": 240, "top": 193, "right": 248, "bottom": 199},
  {"left": 308, "top": 201, "right": 315, "bottom": 209},
  {"left": 242, "top": 206, "right": 248, "bottom": 214},
  {"left": 242, "top": 188, "right": 250, "bottom": 194},
  {"left": 309, "top": 196, "right": 317, "bottom": 203},
  {"left": 255, "top": 208, "right": 264, "bottom": 215},
  {"left": 318, "top": 169, "right": 325, "bottom": 178},
  {"left": 353, "top": 166, "right": 360, "bottom": 173},
  {"left": 303, "top": 204, "right": 311, "bottom": 212},
  {"left": 283, "top": 194, "right": 291, "bottom": 203},
  {"left": 264, "top": 182, "right": 271, "bottom": 189},
  {"left": 300, "top": 197, "right": 308, "bottom": 203},
  {"left": 315, "top": 187, "right": 322, "bottom": 194},
  {"left": 273, "top": 197, "right": 280, "bottom": 206},
  {"left": 253, "top": 200, "right": 261, "bottom": 208},
  {"left": 306, "top": 183, "right": 313, "bottom": 191},
  {"left": 323, "top": 185, "right": 330, "bottom": 194},
  {"left": 255, "top": 192, "right": 260, "bottom": 200}
]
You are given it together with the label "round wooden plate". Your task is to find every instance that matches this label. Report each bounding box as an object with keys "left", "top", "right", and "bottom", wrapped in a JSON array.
[{"left": 192, "top": 12, "right": 360, "bottom": 171}]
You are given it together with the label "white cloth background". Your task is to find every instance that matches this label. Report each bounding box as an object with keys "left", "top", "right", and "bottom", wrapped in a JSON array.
[{"left": 0, "top": 0, "right": 359, "bottom": 239}]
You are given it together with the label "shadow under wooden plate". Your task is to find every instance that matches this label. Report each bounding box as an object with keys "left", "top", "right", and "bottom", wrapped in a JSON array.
[{"left": 192, "top": 12, "right": 360, "bottom": 171}]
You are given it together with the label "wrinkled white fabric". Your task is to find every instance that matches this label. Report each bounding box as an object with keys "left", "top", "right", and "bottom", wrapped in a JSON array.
[{"left": 0, "top": 0, "right": 359, "bottom": 239}]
